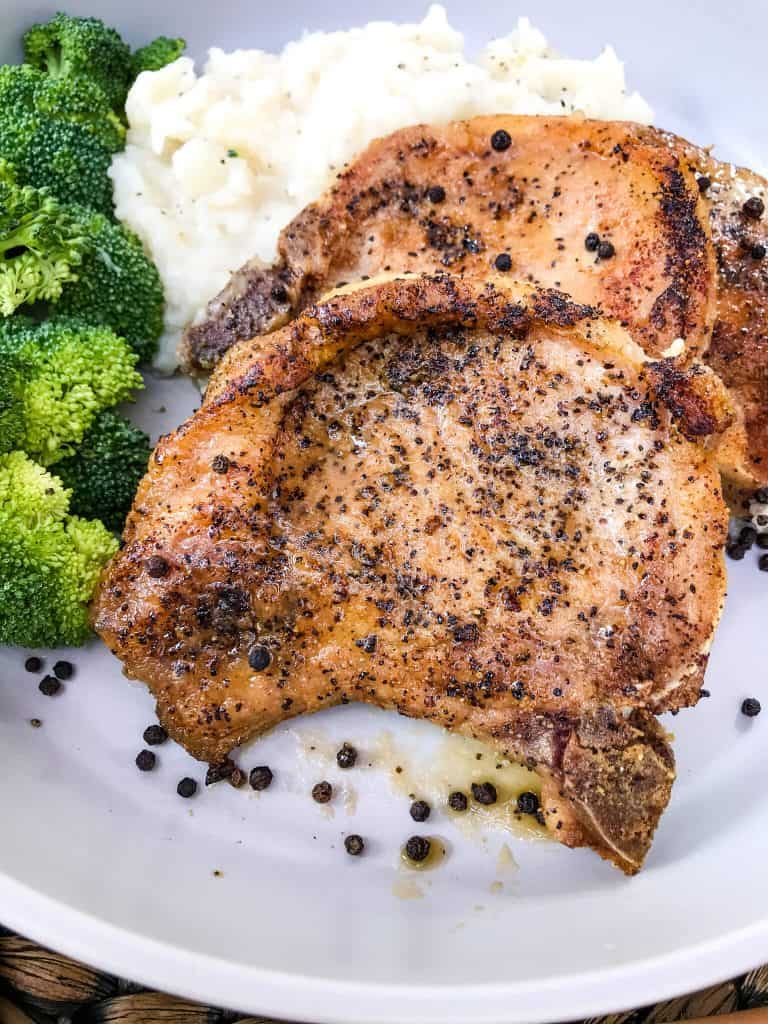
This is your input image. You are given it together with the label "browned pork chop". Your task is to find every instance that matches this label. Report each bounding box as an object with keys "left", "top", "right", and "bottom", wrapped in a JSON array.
[
  {"left": 685, "top": 153, "right": 768, "bottom": 491},
  {"left": 180, "top": 115, "right": 767, "bottom": 485},
  {"left": 97, "top": 274, "right": 729, "bottom": 874}
]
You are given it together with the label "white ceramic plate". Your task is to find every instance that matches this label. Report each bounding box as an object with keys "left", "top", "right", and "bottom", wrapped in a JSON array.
[{"left": 1, "top": 3, "right": 767, "bottom": 1022}]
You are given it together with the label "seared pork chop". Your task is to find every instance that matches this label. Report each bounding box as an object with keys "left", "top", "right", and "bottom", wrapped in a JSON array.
[
  {"left": 180, "top": 115, "right": 767, "bottom": 486},
  {"left": 96, "top": 274, "right": 729, "bottom": 873},
  {"left": 683, "top": 152, "right": 768, "bottom": 491}
]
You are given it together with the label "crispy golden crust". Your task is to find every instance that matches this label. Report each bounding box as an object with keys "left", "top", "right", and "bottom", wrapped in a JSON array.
[
  {"left": 646, "top": 359, "right": 735, "bottom": 440},
  {"left": 677, "top": 147, "right": 768, "bottom": 487},
  {"left": 97, "top": 274, "right": 728, "bottom": 874},
  {"left": 181, "top": 115, "right": 716, "bottom": 372}
]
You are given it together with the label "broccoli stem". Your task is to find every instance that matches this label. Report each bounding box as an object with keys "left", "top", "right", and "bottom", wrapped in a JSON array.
[{"left": 43, "top": 43, "right": 65, "bottom": 78}]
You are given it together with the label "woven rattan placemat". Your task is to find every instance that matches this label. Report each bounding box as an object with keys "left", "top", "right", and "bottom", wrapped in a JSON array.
[{"left": 0, "top": 928, "right": 766, "bottom": 1024}]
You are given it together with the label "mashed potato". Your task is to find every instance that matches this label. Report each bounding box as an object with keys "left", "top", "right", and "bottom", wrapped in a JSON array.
[{"left": 110, "top": 5, "right": 653, "bottom": 372}]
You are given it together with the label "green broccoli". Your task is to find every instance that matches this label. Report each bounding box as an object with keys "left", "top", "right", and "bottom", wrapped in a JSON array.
[
  {"left": 22, "top": 12, "right": 132, "bottom": 113},
  {"left": 0, "top": 64, "right": 125, "bottom": 154},
  {"left": 0, "top": 450, "right": 118, "bottom": 646},
  {"left": 0, "top": 63, "right": 124, "bottom": 215},
  {"left": 0, "top": 315, "right": 142, "bottom": 465},
  {"left": 39, "top": 75, "right": 125, "bottom": 152},
  {"left": 0, "top": 63, "right": 39, "bottom": 121},
  {"left": 0, "top": 117, "right": 115, "bottom": 216},
  {"left": 0, "top": 159, "right": 88, "bottom": 315},
  {"left": 131, "top": 37, "right": 186, "bottom": 76},
  {"left": 54, "top": 206, "right": 164, "bottom": 362},
  {"left": 55, "top": 409, "right": 151, "bottom": 532}
]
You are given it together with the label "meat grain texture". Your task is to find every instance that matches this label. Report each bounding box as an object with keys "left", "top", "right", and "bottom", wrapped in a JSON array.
[
  {"left": 182, "top": 115, "right": 767, "bottom": 489},
  {"left": 96, "top": 274, "right": 729, "bottom": 873}
]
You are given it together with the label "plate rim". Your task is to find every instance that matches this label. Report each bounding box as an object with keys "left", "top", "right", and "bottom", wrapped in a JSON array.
[{"left": 3, "top": 869, "right": 767, "bottom": 1024}]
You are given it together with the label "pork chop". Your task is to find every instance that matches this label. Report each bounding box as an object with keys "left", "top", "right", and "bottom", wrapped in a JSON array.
[
  {"left": 96, "top": 274, "right": 729, "bottom": 873},
  {"left": 682, "top": 151, "right": 768, "bottom": 492},
  {"left": 180, "top": 115, "right": 767, "bottom": 486}
]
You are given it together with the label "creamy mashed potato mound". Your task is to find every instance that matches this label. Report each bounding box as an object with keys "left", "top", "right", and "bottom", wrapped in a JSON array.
[{"left": 110, "top": 5, "right": 653, "bottom": 371}]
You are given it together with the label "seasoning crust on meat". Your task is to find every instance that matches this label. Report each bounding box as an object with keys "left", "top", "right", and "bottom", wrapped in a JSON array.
[
  {"left": 180, "top": 115, "right": 768, "bottom": 486},
  {"left": 96, "top": 273, "right": 729, "bottom": 874},
  {"left": 680, "top": 149, "right": 768, "bottom": 490}
]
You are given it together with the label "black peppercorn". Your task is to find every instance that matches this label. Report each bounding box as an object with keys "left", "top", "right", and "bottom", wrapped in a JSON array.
[
  {"left": 471, "top": 781, "right": 497, "bottom": 805},
  {"left": 146, "top": 555, "right": 169, "bottom": 579},
  {"left": 143, "top": 724, "right": 168, "bottom": 745},
  {"left": 177, "top": 777, "right": 197, "bottom": 798},
  {"left": 136, "top": 749, "right": 156, "bottom": 772},
  {"left": 738, "top": 525, "right": 757, "bottom": 549},
  {"left": 757, "top": 534, "right": 768, "bottom": 550},
  {"left": 211, "top": 454, "right": 230, "bottom": 474},
  {"left": 743, "top": 196, "right": 765, "bottom": 220},
  {"left": 427, "top": 185, "right": 446, "bottom": 203},
  {"left": 53, "top": 660, "right": 73, "bottom": 680},
  {"left": 355, "top": 634, "right": 377, "bottom": 654},
  {"left": 755, "top": 487, "right": 768, "bottom": 503},
  {"left": 494, "top": 252, "right": 512, "bottom": 272},
  {"left": 248, "top": 645, "right": 271, "bottom": 671},
  {"left": 249, "top": 765, "right": 273, "bottom": 790},
  {"left": 448, "top": 791, "right": 468, "bottom": 812},
  {"left": 751, "top": 243, "right": 766, "bottom": 260},
  {"left": 597, "top": 240, "right": 615, "bottom": 259},
  {"left": 344, "top": 834, "right": 365, "bottom": 856},
  {"left": 206, "top": 760, "right": 236, "bottom": 786},
  {"left": 409, "top": 799, "right": 431, "bottom": 822},
  {"left": 404, "top": 835, "right": 431, "bottom": 862},
  {"left": 584, "top": 232, "right": 600, "bottom": 252},
  {"left": 726, "top": 542, "right": 747, "bottom": 561},
  {"left": 38, "top": 675, "right": 60, "bottom": 696},
  {"left": 490, "top": 128, "right": 512, "bottom": 151},
  {"left": 759, "top": 554, "right": 768, "bottom": 572},
  {"left": 741, "top": 697, "right": 762, "bottom": 717},
  {"left": 312, "top": 781, "right": 333, "bottom": 804},
  {"left": 271, "top": 284, "right": 288, "bottom": 303},
  {"left": 516, "top": 791, "right": 540, "bottom": 815},
  {"left": 24, "top": 656, "right": 43, "bottom": 673},
  {"left": 696, "top": 175, "right": 711, "bottom": 193},
  {"left": 336, "top": 743, "right": 357, "bottom": 769}
]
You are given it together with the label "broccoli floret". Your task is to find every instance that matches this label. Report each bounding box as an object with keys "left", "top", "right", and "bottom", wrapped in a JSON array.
[
  {"left": 0, "top": 63, "right": 39, "bottom": 112},
  {"left": 55, "top": 410, "right": 151, "bottom": 532},
  {"left": 131, "top": 37, "right": 186, "bottom": 75},
  {"left": 0, "top": 450, "right": 118, "bottom": 646},
  {"left": 23, "top": 13, "right": 132, "bottom": 112},
  {"left": 0, "top": 315, "right": 142, "bottom": 465},
  {"left": 54, "top": 206, "right": 164, "bottom": 361},
  {"left": 0, "top": 66, "right": 120, "bottom": 214},
  {"left": 39, "top": 75, "right": 125, "bottom": 152},
  {"left": 0, "top": 64, "right": 124, "bottom": 155},
  {"left": 2, "top": 118, "right": 115, "bottom": 216},
  {"left": 0, "top": 159, "right": 89, "bottom": 315}
]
